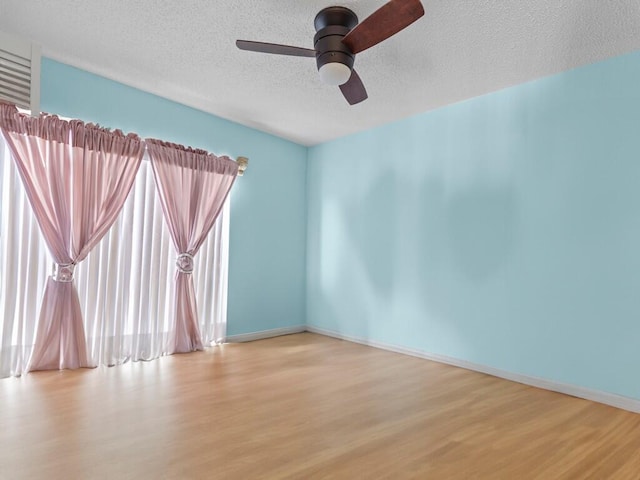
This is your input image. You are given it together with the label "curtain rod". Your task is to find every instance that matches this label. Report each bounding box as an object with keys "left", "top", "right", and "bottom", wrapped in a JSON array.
[
  {"left": 236, "top": 156, "right": 248, "bottom": 176},
  {"left": 2, "top": 100, "right": 249, "bottom": 176}
]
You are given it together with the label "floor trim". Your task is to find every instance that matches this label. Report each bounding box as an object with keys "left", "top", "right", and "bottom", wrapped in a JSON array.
[
  {"left": 225, "top": 325, "right": 306, "bottom": 343},
  {"left": 306, "top": 325, "right": 640, "bottom": 414}
]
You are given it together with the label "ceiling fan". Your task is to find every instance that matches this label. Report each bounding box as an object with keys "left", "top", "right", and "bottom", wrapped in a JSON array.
[{"left": 236, "top": 0, "right": 425, "bottom": 105}]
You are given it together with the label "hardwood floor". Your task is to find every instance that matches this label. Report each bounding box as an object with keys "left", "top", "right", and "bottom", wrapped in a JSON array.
[{"left": 1, "top": 333, "right": 639, "bottom": 479}]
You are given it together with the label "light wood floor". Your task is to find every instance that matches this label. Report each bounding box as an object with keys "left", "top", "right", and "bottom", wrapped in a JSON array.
[{"left": 1, "top": 333, "right": 639, "bottom": 479}]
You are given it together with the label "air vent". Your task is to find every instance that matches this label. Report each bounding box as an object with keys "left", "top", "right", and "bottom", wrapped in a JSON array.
[{"left": 0, "top": 30, "right": 41, "bottom": 114}]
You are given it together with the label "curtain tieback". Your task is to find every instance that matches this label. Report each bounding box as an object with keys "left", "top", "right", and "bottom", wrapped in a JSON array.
[
  {"left": 176, "top": 253, "right": 194, "bottom": 274},
  {"left": 52, "top": 263, "right": 75, "bottom": 282}
]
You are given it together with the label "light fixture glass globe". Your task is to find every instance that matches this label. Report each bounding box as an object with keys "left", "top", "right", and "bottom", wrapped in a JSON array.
[{"left": 318, "top": 62, "right": 352, "bottom": 86}]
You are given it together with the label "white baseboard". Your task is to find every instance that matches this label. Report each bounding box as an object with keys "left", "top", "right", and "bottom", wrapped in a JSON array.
[
  {"left": 225, "top": 325, "right": 306, "bottom": 343},
  {"left": 306, "top": 325, "right": 640, "bottom": 414}
]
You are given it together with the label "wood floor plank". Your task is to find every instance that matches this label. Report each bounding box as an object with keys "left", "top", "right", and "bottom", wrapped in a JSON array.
[{"left": 1, "top": 333, "right": 639, "bottom": 479}]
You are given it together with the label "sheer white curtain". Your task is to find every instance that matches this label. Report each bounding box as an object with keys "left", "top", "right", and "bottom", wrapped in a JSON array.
[
  {"left": 0, "top": 138, "right": 48, "bottom": 376},
  {"left": 0, "top": 138, "right": 230, "bottom": 377}
]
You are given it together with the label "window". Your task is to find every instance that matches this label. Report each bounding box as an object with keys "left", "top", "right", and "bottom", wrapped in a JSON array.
[{"left": 0, "top": 136, "right": 230, "bottom": 377}]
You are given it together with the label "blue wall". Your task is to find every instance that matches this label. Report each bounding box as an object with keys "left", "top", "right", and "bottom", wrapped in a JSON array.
[
  {"left": 40, "top": 58, "right": 307, "bottom": 336},
  {"left": 306, "top": 51, "right": 640, "bottom": 399}
]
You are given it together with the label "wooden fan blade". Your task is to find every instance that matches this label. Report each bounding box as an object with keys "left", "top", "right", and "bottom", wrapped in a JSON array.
[
  {"left": 340, "top": 70, "right": 368, "bottom": 105},
  {"left": 342, "top": 0, "right": 425, "bottom": 54},
  {"left": 236, "top": 40, "right": 316, "bottom": 57}
]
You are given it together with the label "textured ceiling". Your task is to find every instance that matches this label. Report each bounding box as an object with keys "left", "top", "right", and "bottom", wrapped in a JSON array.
[{"left": 1, "top": 1, "right": 640, "bottom": 146}]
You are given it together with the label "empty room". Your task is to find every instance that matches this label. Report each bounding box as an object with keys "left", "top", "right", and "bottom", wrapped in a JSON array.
[{"left": 1, "top": 1, "right": 640, "bottom": 478}]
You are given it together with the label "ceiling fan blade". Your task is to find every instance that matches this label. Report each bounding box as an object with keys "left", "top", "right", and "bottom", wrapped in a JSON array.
[
  {"left": 236, "top": 40, "right": 316, "bottom": 58},
  {"left": 342, "top": 0, "right": 425, "bottom": 54},
  {"left": 340, "top": 70, "right": 368, "bottom": 105}
]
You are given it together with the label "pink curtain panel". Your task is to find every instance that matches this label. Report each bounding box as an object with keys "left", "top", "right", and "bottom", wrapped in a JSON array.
[
  {"left": 0, "top": 103, "right": 145, "bottom": 371},
  {"left": 146, "top": 139, "right": 237, "bottom": 354}
]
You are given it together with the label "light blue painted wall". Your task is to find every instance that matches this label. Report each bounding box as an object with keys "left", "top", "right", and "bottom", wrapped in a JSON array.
[
  {"left": 306, "top": 51, "right": 640, "bottom": 399},
  {"left": 40, "top": 58, "right": 307, "bottom": 336}
]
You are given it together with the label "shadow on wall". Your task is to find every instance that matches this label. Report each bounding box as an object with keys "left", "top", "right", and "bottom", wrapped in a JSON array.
[
  {"left": 410, "top": 169, "right": 519, "bottom": 361},
  {"left": 413, "top": 172, "right": 518, "bottom": 285},
  {"left": 309, "top": 166, "right": 399, "bottom": 341},
  {"left": 444, "top": 184, "right": 517, "bottom": 281},
  {"left": 345, "top": 170, "right": 399, "bottom": 296},
  {"left": 312, "top": 145, "right": 520, "bottom": 357}
]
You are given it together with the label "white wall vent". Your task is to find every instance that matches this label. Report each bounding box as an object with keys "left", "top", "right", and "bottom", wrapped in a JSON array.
[{"left": 0, "top": 30, "right": 41, "bottom": 114}]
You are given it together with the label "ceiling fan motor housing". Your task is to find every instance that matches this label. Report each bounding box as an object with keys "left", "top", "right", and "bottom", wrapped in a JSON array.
[{"left": 313, "top": 7, "right": 359, "bottom": 73}]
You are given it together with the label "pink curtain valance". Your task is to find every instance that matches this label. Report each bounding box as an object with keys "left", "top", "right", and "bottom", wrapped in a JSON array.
[
  {"left": 0, "top": 102, "right": 142, "bottom": 152},
  {"left": 145, "top": 138, "right": 238, "bottom": 173}
]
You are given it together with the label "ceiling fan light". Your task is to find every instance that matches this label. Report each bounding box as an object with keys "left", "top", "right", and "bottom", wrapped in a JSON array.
[{"left": 318, "top": 62, "right": 352, "bottom": 86}]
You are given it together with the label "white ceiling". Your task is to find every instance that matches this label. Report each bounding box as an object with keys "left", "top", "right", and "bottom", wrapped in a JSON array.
[{"left": 1, "top": 1, "right": 640, "bottom": 146}]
